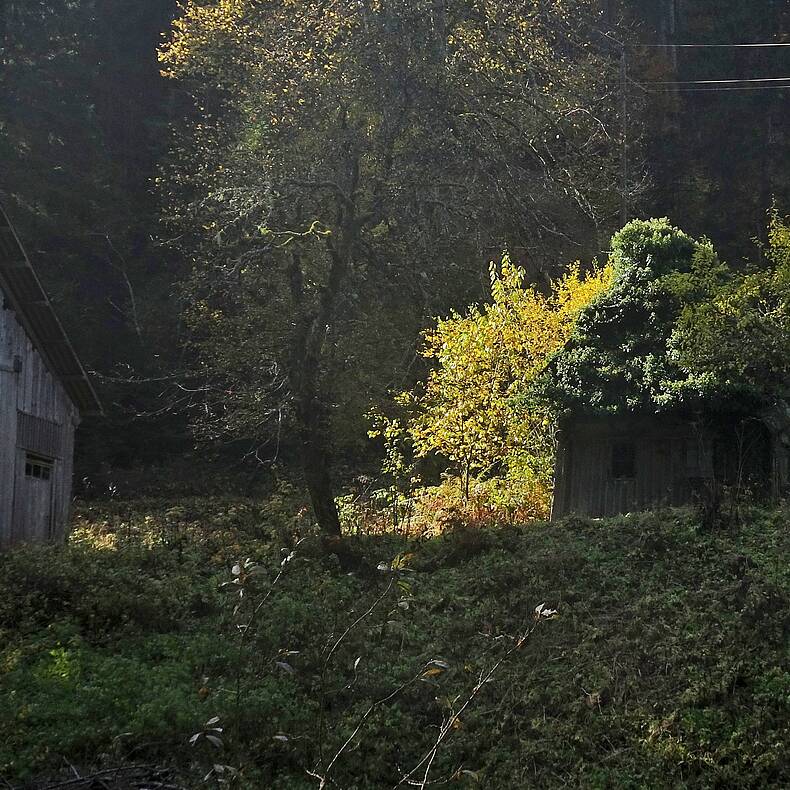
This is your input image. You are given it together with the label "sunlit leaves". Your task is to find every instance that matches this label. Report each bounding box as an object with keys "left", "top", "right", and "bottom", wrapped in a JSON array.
[
  {"left": 670, "top": 210, "right": 790, "bottom": 401},
  {"left": 402, "top": 254, "right": 611, "bottom": 504}
]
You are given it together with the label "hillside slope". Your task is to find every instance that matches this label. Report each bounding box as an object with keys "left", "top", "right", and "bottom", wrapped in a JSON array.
[{"left": 0, "top": 500, "right": 787, "bottom": 788}]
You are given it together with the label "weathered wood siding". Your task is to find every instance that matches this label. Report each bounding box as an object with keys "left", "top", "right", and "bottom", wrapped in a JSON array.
[
  {"left": 551, "top": 416, "right": 716, "bottom": 519},
  {"left": 0, "top": 283, "right": 78, "bottom": 548}
]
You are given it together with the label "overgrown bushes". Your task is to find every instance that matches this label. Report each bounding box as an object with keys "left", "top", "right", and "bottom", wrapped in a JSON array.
[{"left": 1, "top": 499, "right": 788, "bottom": 787}]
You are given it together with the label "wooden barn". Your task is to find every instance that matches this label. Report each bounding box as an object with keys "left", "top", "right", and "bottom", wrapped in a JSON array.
[
  {"left": 551, "top": 410, "right": 790, "bottom": 520},
  {"left": 0, "top": 206, "right": 100, "bottom": 548}
]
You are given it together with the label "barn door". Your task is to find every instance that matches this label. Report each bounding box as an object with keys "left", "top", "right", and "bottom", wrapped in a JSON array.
[{"left": 13, "top": 452, "right": 55, "bottom": 542}]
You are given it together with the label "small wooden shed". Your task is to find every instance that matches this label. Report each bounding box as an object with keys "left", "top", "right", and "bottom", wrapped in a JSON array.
[
  {"left": 551, "top": 411, "right": 790, "bottom": 520},
  {"left": 0, "top": 206, "right": 100, "bottom": 548}
]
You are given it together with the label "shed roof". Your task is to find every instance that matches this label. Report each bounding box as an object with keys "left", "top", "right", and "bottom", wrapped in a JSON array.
[{"left": 0, "top": 205, "right": 101, "bottom": 415}]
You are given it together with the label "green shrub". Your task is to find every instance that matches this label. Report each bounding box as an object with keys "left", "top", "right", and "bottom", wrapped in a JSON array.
[{"left": 1, "top": 498, "right": 787, "bottom": 788}]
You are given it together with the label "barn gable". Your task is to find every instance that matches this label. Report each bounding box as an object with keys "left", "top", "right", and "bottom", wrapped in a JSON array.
[{"left": 0, "top": 205, "right": 100, "bottom": 548}]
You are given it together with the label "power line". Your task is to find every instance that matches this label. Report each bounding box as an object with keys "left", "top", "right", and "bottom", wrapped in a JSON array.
[
  {"left": 600, "top": 29, "right": 789, "bottom": 221},
  {"left": 641, "top": 84, "right": 790, "bottom": 93},
  {"left": 632, "top": 42, "right": 790, "bottom": 49},
  {"left": 643, "top": 76, "right": 790, "bottom": 85},
  {"left": 627, "top": 76, "right": 790, "bottom": 94},
  {"left": 595, "top": 28, "right": 790, "bottom": 50}
]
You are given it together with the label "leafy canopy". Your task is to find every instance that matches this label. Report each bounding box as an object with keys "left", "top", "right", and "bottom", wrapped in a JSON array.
[
  {"left": 399, "top": 254, "right": 612, "bottom": 509},
  {"left": 547, "top": 214, "right": 790, "bottom": 417},
  {"left": 159, "top": 0, "right": 626, "bottom": 448},
  {"left": 670, "top": 210, "right": 790, "bottom": 404},
  {"left": 158, "top": 0, "right": 627, "bottom": 532},
  {"left": 545, "top": 218, "right": 731, "bottom": 414}
]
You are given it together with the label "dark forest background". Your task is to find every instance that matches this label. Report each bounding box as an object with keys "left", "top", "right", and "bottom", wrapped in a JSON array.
[{"left": 1, "top": 0, "right": 788, "bottom": 493}]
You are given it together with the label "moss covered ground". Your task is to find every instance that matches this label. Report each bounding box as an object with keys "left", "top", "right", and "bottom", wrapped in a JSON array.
[{"left": 0, "top": 499, "right": 787, "bottom": 788}]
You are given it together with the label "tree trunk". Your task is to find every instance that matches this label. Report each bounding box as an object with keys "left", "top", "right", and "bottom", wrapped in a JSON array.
[
  {"left": 300, "top": 423, "right": 341, "bottom": 536},
  {"left": 287, "top": 184, "right": 357, "bottom": 535},
  {"left": 290, "top": 330, "right": 343, "bottom": 535},
  {"left": 283, "top": 152, "right": 360, "bottom": 535}
]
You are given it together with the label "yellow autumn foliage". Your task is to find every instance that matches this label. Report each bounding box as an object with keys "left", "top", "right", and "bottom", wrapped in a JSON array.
[{"left": 403, "top": 254, "right": 612, "bottom": 514}]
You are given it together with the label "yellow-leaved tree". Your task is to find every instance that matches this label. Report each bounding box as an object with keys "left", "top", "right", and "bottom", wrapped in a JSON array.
[{"left": 401, "top": 255, "right": 612, "bottom": 517}]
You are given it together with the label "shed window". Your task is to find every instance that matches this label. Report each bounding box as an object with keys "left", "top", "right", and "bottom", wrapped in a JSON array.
[
  {"left": 25, "top": 454, "right": 53, "bottom": 481},
  {"left": 611, "top": 442, "right": 635, "bottom": 479}
]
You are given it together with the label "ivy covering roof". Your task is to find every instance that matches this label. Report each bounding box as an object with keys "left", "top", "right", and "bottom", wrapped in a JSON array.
[{"left": 543, "top": 218, "right": 761, "bottom": 417}]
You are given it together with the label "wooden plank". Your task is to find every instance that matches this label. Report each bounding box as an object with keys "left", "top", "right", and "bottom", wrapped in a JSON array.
[
  {"left": 0, "top": 299, "right": 19, "bottom": 547},
  {"left": 0, "top": 283, "right": 77, "bottom": 549},
  {"left": 555, "top": 417, "right": 734, "bottom": 519}
]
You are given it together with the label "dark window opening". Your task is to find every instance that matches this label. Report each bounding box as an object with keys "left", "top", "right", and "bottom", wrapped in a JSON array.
[
  {"left": 686, "top": 439, "right": 701, "bottom": 472},
  {"left": 611, "top": 442, "right": 635, "bottom": 479},
  {"left": 25, "top": 454, "right": 52, "bottom": 481}
]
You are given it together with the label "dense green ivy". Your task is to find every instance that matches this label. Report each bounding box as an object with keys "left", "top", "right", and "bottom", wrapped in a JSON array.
[{"left": 543, "top": 218, "right": 776, "bottom": 417}]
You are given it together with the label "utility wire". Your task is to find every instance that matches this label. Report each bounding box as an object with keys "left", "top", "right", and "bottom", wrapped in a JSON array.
[
  {"left": 595, "top": 28, "right": 790, "bottom": 50},
  {"left": 641, "top": 84, "right": 790, "bottom": 93},
  {"left": 643, "top": 76, "right": 790, "bottom": 85},
  {"left": 627, "top": 76, "right": 790, "bottom": 94},
  {"left": 598, "top": 28, "right": 788, "bottom": 222},
  {"left": 631, "top": 42, "right": 790, "bottom": 49}
]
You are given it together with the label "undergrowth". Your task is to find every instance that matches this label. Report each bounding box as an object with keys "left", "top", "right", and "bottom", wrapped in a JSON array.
[{"left": 0, "top": 498, "right": 788, "bottom": 788}]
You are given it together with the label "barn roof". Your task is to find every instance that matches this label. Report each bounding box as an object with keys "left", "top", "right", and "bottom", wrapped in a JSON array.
[{"left": 0, "top": 205, "right": 101, "bottom": 416}]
